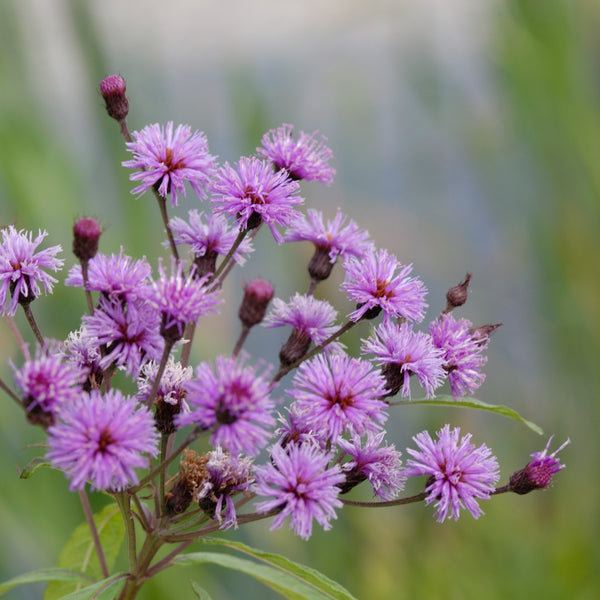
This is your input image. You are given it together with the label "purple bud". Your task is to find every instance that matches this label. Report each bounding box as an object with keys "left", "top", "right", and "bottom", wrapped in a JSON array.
[
  {"left": 99, "top": 75, "right": 129, "bottom": 121},
  {"left": 73, "top": 218, "right": 101, "bottom": 262},
  {"left": 308, "top": 246, "right": 336, "bottom": 282},
  {"left": 238, "top": 280, "right": 274, "bottom": 328},
  {"left": 444, "top": 273, "right": 471, "bottom": 312}
]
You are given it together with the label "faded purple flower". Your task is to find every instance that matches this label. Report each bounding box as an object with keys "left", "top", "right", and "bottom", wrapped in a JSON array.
[
  {"left": 176, "top": 355, "right": 275, "bottom": 456},
  {"left": 82, "top": 297, "right": 164, "bottom": 377},
  {"left": 254, "top": 442, "right": 345, "bottom": 540},
  {"left": 274, "top": 405, "right": 326, "bottom": 450},
  {"left": 168, "top": 210, "right": 254, "bottom": 270},
  {"left": 257, "top": 123, "right": 335, "bottom": 184},
  {"left": 288, "top": 353, "right": 388, "bottom": 442},
  {"left": 47, "top": 389, "right": 159, "bottom": 491},
  {"left": 0, "top": 226, "right": 63, "bottom": 316},
  {"left": 404, "top": 424, "right": 500, "bottom": 522},
  {"left": 62, "top": 328, "right": 103, "bottom": 389},
  {"left": 198, "top": 447, "right": 254, "bottom": 530},
  {"left": 338, "top": 432, "right": 405, "bottom": 501},
  {"left": 361, "top": 321, "right": 445, "bottom": 398},
  {"left": 342, "top": 248, "right": 427, "bottom": 323},
  {"left": 137, "top": 356, "right": 193, "bottom": 407},
  {"left": 123, "top": 122, "right": 216, "bottom": 206},
  {"left": 509, "top": 436, "right": 570, "bottom": 494},
  {"left": 429, "top": 313, "right": 488, "bottom": 399},
  {"left": 210, "top": 156, "right": 303, "bottom": 243},
  {"left": 11, "top": 346, "right": 86, "bottom": 427},
  {"left": 65, "top": 249, "right": 152, "bottom": 303},
  {"left": 144, "top": 258, "right": 221, "bottom": 341}
]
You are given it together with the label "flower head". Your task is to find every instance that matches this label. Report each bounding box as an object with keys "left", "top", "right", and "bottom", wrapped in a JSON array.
[
  {"left": 429, "top": 313, "right": 488, "bottom": 399},
  {"left": 509, "top": 436, "right": 570, "bottom": 494},
  {"left": 144, "top": 258, "right": 221, "bottom": 341},
  {"left": 12, "top": 346, "right": 86, "bottom": 427},
  {"left": 338, "top": 432, "right": 405, "bottom": 501},
  {"left": 210, "top": 156, "right": 303, "bottom": 243},
  {"left": 65, "top": 249, "right": 152, "bottom": 303},
  {"left": 361, "top": 320, "right": 445, "bottom": 398},
  {"left": 404, "top": 424, "right": 500, "bottom": 522},
  {"left": 254, "top": 442, "right": 345, "bottom": 540},
  {"left": 176, "top": 355, "right": 275, "bottom": 456},
  {"left": 342, "top": 248, "right": 427, "bottom": 323},
  {"left": 0, "top": 226, "right": 63, "bottom": 316},
  {"left": 61, "top": 328, "right": 103, "bottom": 389},
  {"left": 287, "top": 353, "right": 388, "bottom": 442},
  {"left": 123, "top": 122, "right": 216, "bottom": 206},
  {"left": 47, "top": 389, "right": 159, "bottom": 491},
  {"left": 257, "top": 123, "right": 335, "bottom": 184}
]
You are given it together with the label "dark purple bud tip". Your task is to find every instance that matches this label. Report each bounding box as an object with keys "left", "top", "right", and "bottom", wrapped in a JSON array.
[
  {"left": 73, "top": 218, "right": 101, "bottom": 262},
  {"left": 445, "top": 273, "right": 472, "bottom": 310},
  {"left": 239, "top": 279, "right": 274, "bottom": 328},
  {"left": 99, "top": 75, "right": 129, "bottom": 121}
]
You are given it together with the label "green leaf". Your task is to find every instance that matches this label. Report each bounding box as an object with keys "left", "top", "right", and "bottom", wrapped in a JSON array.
[
  {"left": 399, "top": 396, "right": 544, "bottom": 434},
  {"left": 174, "top": 541, "right": 359, "bottom": 600},
  {"left": 0, "top": 568, "right": 93, "bottom": 596},
  {"left": 58, "top": 573, "right": 128, "bottom": 600},
  {"left": 190, "top": 579, "right": 215, "bottom": 600},
  {"left": 18, "top": 455, "right": 52, "bottom": 479},
  {"left": 44, "top": 503, "right": 125, "bottom": 600}
]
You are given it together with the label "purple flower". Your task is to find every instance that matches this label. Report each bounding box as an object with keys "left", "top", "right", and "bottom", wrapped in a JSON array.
[
  {"left": 47, "top": 389, "right": 159, "bottom": 491},
  {"left": 62, "top": 329, "right": 103, "bottom": 389},
  {"left": 342, "top": 248, "right": 427, "bottom": 323},
  {"left": 144, "top": 258, "right": 221, "bottom": 340},
  {"left": 168, "top": 210, "right": 254, "bottom": 268},
  {"left": 404, "top": 424, "right": 500, "bottom": 522},
  {"left": 65, "top": 249, "right": 152, "bottom": 302},
  {"left": 210, "top": 157, "right": 303, "bottom": 243},
  {"left": 284, "top": 208, "right": 372, "bottom": 264},
  {"left": 176, "top": 355, "right": 275, "bottom": 456},
  {"left": 254, "top": 442, "right": 345, "bottom": 540},
  {"left": 361, "top": 321, "right": 445, "bottom": 398},
  {"left": 263, "top": 294, "right": 344, "bottom": 364},
  {"left": 198, "top": 447, "right": 254, "bottom": 530},
  {"left": 429, "top": 313, "right": 488, "bottom": 399},
  {"left": 123, "top": 122, "right": 216, "bottom": 206},
  {"left": 81, "top": 297, "right": 164, "bottom": 377},
  {"left": 137, "top": 356, "right": 193, "bottom": 407},
  {"left": 257, "top": 123, "right": 335, "bottom": 184},
  {"left": 11, "top": 346, "right": 86, "bottom": 427},
  {"left": 338, "top": 432, "right": 405, "bottom": 501},
  {"left": 509, "top": 436, "right": 570, "bottom": 494},
  {"left": 0, "top": 226, "right": 63, "bottom": 316},
  {"left": 274, "top": 405, "right": 326, "bottom": 450},
  {"left": 287, "top": 353, "right": 388, "bottom": 442}
]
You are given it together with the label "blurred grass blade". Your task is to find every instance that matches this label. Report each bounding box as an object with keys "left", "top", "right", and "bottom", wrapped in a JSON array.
[{"left": 0, "top": 568, "right": 93, "bottom": 596}]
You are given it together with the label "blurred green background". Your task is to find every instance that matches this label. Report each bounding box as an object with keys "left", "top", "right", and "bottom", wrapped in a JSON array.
[{"left": 1, "top": 0, "right": 598, "bottom": 598}]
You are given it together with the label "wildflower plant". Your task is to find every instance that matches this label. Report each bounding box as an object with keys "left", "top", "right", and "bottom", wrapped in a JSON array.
[{"left": 0, "top": 74, "right": 570, "bottom": 600}]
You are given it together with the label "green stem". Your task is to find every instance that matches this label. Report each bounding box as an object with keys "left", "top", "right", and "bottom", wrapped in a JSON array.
[
  {"left": 208, "top": 228, "right": 249, "bottom": 288},
  {"left": 80, "top": 260, "right": 95, "bottom": 315},
  {"left": 78, "top": 489, "right": 109, "bottom": 578},
  {"left": 21, "top": 303, "right": 44, "bottom": 345},
  {"left": 116, "top": 491, "right": 137, "bottom": 575},
  {"left": 154, "top": 193, "right": 179, "bottom": 260},
  {"left": 341, "top": 490, "right": 428, "bottom": 508}
]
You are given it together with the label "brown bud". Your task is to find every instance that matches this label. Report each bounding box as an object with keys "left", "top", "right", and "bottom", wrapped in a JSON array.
[
  {"left": 238, "top": 279, "right": 274, "bottom": 328},
  {"left": 444, "top": 273, "right": 471, "bottom": 312},
  {"left": 73, "top": 218, "right": 101, "bottom": 262},
  {"left": 99, "top": 75, "right": 129, "bottom": 121},
  {"left": 308, "top": 246, "right": 335, "bottom": 282}
]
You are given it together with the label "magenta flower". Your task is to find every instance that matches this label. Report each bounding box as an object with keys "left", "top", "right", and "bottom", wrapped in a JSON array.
[
  {"left": 198, "top": 447, "right": 254, "bottom": 530},
  {"left": 361, "top": 320, "right": 445, "bottom": 398},
  {"left": 404, "top": 424, "right": 500, "bottom": 522},
  {"left": 144, "top": 258, "right": 221, "bottom": 340},
  {"left": 123, "top": 122, "right": 216, "bottom": 206},
  {"left": 0, "top": 226, "right": 63, "bottom": 316},
  {"left": 429, "top": 313, "right": 488, "bottom": 399},
  {"left": 254, "top": 442, "right": 345, "bottom": 540},
  {"left": 210, "top": 157, "right": 303, "bottom": 243},
  {"left": 342, "top": 248, "right": 427, "bottom": 323},
  {"left": 47, "top": 389, "right": 159, "bottom": 491},
  {"left": 65, "top": 249, "right": 152, "bottom": 302},
  {"left": 62, "top": 329, "right": 103, "bottom": 389},
  {"left": 338, "top": 432, "right": 405, "bottom": 501},
  {"left": 81, "top": 297, "right": 164, "bottom": 377},
  {"left": 288, "top": 353, "right": 388, "bottom": 442},
  {"left": 257, "top": 123, "right": 335, "bottom": 184},
  {"left": 509, "top": 436, "right": 570, "bottom": 494},
  {"left": 169, "top": 210, "right": 254, "bottom": 268},
  {"left": 274, "top": 405, "right": 326, "bottom": 450},
  {"left": 176, "top": 355, "right": 275, "bottom": 456},
  {"left": 12, "top": 346, "right": 86, "bottom": 427}
]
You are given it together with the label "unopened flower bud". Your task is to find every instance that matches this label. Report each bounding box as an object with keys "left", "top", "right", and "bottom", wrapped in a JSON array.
[
  {"left": 470, "top": 322, "right": 502, "bottom": 345},
  {"left": 99, "top": 75, "right": 129, "bottom": 121},
  {"left": 444, "top": 273, "right": 471, "bottom": 312},
  {"left": 508, "top": 436, "right": 569, "bottom": 495},
  {"left": 308, "top": 246, "right": 335, "bottom": 282},
  {"left": 279, "top": 329, "right": 312, "bottom": 367},
  {"left": 73, "top": 218, "right": 101, "bottom": 262},
  {"left": 238, "top": 279, "right": 274, "bottom": 328}
]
